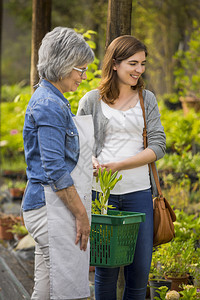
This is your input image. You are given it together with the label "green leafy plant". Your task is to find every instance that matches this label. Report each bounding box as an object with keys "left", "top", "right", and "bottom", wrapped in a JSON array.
[
  {"left": 153, "top": 285, "right": 169, "bottom": 300},
  {"left": 8, "top": 222, "right": 28, "bottom": 237},
  {"left": 179, "top": 285, "right": 200, "bottom": 299},
  {"left": 174, "top": 23, "right": 200, "bottom": 98},
  {"left": 92, "top": 168, "right": 122, "bottom": 215},
  {"left": 174, "top": 210, "right": 200, "bottom": 243},
  {"left": 1, "top": 83, "right": 31, "bottom": 102},
  {"left": 152, "top": 239, "right": 195, "bottom": 278}
]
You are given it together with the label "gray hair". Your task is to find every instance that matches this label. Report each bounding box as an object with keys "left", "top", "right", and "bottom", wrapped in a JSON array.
[{"left": 37, "top": 27, "right": 95, "bottom": 82}]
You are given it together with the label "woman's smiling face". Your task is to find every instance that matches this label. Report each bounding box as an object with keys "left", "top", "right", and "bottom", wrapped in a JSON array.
[
  {"left": 59, "top": 63, "right": 88, "bottom": 93},
  {"left": 113, "top": 51, "right": 146, "bottom": 88}
]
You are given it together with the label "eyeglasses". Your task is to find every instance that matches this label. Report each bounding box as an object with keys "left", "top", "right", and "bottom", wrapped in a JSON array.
[{"left": 73, "top": 67, "right": 88, "bottom": 78}]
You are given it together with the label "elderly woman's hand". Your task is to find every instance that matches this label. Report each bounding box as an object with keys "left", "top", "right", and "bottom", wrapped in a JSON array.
[
  {"left": 75, "top": 213, "right": 90, "bottom": 251},
  {"left": 56, "top": 185, "right": 90, "bottom": 251}
]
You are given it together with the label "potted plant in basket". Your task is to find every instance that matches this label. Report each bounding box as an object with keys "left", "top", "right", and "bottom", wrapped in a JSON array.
[{"left": 90, "top": 168, "right": 146, "bottom": 268}]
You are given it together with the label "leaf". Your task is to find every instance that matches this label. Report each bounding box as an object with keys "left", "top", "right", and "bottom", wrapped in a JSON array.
[
  {"left": 107, "top": 169, "right": 112, "bottom": 185},
  {"left": 109, "top": 178, "right": 119, "bottom": 190},
  {"left": 93, "top": 168, "right": 123, "bottom": 215},
  {"left": 109, "top": 171, "right": 118, "bottom": 183},
  {"left": 105, "top": 189, "right": 110, "bottom": 203}
]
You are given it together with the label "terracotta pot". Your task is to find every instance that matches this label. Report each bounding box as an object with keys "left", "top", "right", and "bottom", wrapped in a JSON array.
[
  {"left": 180, "top": 96, "right": 200, "bottom": 116},
  {"left": 165, "top": 275, "right": 188, "bottom": 291},
  {"left": 9, "top": 187, "right": 25, "bottom": 199},
  {"left": 0, "top": 214, "right": 24, "bottom": 240},
  {"left": 0, "top": 214, "right": 16, "bottom": 240}
]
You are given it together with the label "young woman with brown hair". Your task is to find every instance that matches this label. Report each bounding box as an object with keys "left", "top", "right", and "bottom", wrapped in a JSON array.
[{"left": 78, "top": 35, "right": 166, "bottom": 300}]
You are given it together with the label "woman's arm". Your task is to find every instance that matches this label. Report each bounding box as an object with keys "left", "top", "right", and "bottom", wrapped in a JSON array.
[
  {"left": 145, "top": 91, "right": 166, "bottom": 160},
  {"left": 101, "top": 148, "right": 156, "bottom": 173},
  {"left": 56, "top": 186, "right": 90, "bottom": 251}
]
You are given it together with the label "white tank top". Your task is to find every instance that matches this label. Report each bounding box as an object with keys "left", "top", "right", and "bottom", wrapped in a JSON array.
[{"left": 93, "top": 100, "right": 151, "bottom": 194}]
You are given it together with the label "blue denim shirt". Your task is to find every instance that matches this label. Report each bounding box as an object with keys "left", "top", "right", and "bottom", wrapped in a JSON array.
[{"left": 23, "top": 79, "right": 79, "bottom": 211}]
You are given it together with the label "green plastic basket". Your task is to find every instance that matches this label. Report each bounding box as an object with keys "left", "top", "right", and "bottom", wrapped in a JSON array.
[{"left": 90, "top": 210, "right": 146, "bottom": 267}]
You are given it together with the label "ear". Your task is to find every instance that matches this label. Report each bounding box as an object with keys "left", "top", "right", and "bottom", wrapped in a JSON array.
[{"left": 113, "top": 59, "right": 117, "bottom": 71}]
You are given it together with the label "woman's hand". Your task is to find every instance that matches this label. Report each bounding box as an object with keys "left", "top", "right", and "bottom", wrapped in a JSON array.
[
  {"left": 56, "top": 185, "right": 90, "bottom": 251},
  {"left": 102, "top": 149, "right": 157, "bottom": 173},
  {"left": 92, "top": 156, "right": 101, "bottom": 176},
  {"left": 101, "top": 161, "right": 121, "bottom": 174},
  {"left": 75, "top": 213, "right": 90, "bottom": 251}
]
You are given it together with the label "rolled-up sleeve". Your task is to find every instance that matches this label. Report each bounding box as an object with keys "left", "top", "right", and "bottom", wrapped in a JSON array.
[
  {"left": 32, "top": 98, "right": 74, "bottom": 191},
  {"left": 146, "top": 92, "right": 166, "bottom": 160}
]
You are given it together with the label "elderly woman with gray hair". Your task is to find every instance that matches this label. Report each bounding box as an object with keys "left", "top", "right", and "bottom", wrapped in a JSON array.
[{"left": 22, "top": 27, "right": 94, "bottom": 300}]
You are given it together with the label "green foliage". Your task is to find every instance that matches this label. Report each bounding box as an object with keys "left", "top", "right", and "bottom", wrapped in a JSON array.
[
  {"left": 9, "top": 223, "right": 28, "bottom": 236},
  {"left": 179, "top": 285, "right": 200, "bottom": 299},
  {"left": 1, "top": 84, "right": 31, "bottom": 102},
  {"left": 153, "top": 286, "right": 169, "bottom": 300},
  {"left": 1, "top": 93, "right": 30, "bottom": 170},
  {"left": 151, "top": 209, "right": 200, "bottom": 281},
  {"left": 174, "top": 210, "right": 200, "bottom": 242},
  {"left": 158, "top": 100, "right": 200, "bottom": 153},
  {"left": 153, "top": 239, "right": 195, "bottom": 277},
  {"left": 157, "top": 98, "right": 200, "bottom": 209},
  {"left": 174, "top": 23, "right": 200, "bottom": 98},
  {"left": 92, "top": 168, "right": 122, "bottom": 215}
]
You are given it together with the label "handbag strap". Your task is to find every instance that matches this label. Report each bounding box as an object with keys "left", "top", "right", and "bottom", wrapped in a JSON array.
[{"left": 138, "top": 90, "right": 163, "bottom": 197}]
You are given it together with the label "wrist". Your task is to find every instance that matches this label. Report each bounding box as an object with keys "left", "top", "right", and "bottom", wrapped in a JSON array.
[
  {"left": 117, "top": 161, "right": 124, "bottom": 171},
  {"left": 76, "top": 208, "right": 87, "bottom": 220}
]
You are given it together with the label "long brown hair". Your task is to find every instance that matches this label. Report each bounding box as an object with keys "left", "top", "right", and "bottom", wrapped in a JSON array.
[{"left": 99, "top": 35, "right": 148, "bottom": 104}]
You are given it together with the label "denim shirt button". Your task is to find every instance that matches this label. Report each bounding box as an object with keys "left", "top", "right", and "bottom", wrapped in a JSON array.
[{"left": 71, "top": 131, "right": 73, "bottom": 135}]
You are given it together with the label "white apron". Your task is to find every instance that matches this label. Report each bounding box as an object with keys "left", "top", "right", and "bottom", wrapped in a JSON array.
[{"left": 44, "top": 115, "right": 94, "bottom": 300}]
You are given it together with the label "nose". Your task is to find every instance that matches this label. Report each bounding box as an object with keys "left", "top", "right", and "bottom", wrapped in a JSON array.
[
  {"left": 82, "top": 72, "right": 87, "bottom": 80},
  {"left": 136, "top": 64, "right": 145, "bottom": 74}
]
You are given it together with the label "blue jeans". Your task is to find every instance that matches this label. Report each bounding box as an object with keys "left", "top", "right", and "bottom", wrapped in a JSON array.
[{"left": 92, "top": 188, "right": 153, "bottom": 300}]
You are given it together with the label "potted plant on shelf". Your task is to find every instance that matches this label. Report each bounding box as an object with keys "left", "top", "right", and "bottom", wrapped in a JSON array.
[
  {"left": 174, "top": 24, "right": 200, "bottom": 116},
  {"left": 0, "top": 213, "right": 23, "bottom": 240},
  {"left": 190, "top": 247, "right": 200, "bottom": 288},
  {"left": 152, "top": 239, "right": 195, "bottom": 292},
  {"left": 149, "top": 249, "right": 172, "bottom": 300},
  {"left": 8, "top": 222, "right": 28, "bottom": 240},
  {"left": 8, "top": 180, "right": 26, "bottom": 200},
  {"left": 90, "top": 168, "right": 146, "bottom": 268}
]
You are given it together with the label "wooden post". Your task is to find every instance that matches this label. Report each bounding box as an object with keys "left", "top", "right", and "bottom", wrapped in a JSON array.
[
  {"left": 30, "top": 0, "right": 51, "bottom": 93},
  {"left": 106, "top": 0, "right": 132, "bottom": 49}
]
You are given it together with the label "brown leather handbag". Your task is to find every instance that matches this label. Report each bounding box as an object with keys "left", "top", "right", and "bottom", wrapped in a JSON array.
[{"left": 139, "top": 91, "right": 176, "bottom": 247}]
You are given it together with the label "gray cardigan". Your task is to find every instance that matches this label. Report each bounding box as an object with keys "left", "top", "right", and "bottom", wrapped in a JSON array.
[{"left": 77, "top": 89, "right": 166, "bottom": 196}]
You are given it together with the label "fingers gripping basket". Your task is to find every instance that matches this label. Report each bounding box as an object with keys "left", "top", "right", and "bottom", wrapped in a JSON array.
[{"left": 90, "top": 210, "right": 146, "bottom": 267}]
